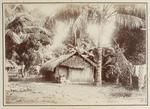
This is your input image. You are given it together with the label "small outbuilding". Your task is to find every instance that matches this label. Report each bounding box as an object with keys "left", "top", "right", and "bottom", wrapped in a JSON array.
[
  {"left": 40, "top": 51, "right": 97, "bottom": 84},
  {"left": 5, "top": 60, "right": 19, "bottom": 80}
]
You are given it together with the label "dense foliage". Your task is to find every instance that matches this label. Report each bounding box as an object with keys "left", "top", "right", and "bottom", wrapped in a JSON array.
[{"left": 5, "top": 4, "right": 146, "bottom": 85}]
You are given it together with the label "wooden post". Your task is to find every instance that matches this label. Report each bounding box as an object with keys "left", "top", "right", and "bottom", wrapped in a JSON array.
[{"left": 129, "top": 72, "right": 133, "bottom": 87}]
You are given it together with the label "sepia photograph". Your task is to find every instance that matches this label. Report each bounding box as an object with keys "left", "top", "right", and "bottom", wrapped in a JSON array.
[{"left": 3, "top": 2, "right": 147, "bottom": 106}]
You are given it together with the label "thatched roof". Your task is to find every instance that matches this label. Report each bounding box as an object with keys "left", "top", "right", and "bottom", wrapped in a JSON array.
[
  {"left": 40, "top": 51, "right": 96, "bottom": 73},
  {"left": 5, "top": 60, "right": 18, "bottom": 68}
]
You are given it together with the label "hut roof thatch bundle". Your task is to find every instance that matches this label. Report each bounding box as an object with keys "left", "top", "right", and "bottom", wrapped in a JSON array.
[{"left": 40, "top": 51, "right": 96, "bottom": 73}]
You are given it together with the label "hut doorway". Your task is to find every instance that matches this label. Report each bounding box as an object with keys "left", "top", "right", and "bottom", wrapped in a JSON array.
[{"left": 58, "top": 66, "right": 68, "bottom": 78}]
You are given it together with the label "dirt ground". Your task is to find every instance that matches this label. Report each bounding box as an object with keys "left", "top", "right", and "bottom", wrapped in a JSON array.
[{"left": 5, "top": 77, "right": 147, "bottom": 105}]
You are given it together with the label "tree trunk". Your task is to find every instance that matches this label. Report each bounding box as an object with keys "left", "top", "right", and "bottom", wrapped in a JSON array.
[
  {"left": 94, "top": 22, "right": 103, "bottom": 86},
  {"left": 95, "top": 47, "right": 102, "bottom": 86}
]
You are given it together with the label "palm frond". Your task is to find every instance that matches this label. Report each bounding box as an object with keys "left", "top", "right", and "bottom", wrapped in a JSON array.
[
  {"left": 23, "top": 26, "right": 54, "bottom": 37},
  {"left": 115, "top": 4, "right": 146, "bottom": 19},
  {"left": 5, "top": 30, "right": 22, "bottom": 44},
  {"left": 54, "top": 4, "right": 81, "bottom": 21},
  {"left": 7, "top": 13, "right": 33, "bottom": 29},
  {"left": 72, "top": 9, "right": 88, "bottom": 33},
  {"left": 115, "top": 13, "right": 145, "bottom": 29}
]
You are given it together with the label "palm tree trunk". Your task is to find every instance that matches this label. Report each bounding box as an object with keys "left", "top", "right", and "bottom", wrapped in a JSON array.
[
  {"left": 95, "top": 47, "right": 102, "bottom": 86},
  {"left": 95, "top": 24, "right": 103, "bottom": 86}
]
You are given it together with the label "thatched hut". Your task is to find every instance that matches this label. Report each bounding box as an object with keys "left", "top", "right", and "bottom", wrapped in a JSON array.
[
  {"left": 40, "top": 51, "right": 96, "bottom": 84},
  {"left": 5, "top": 60, "right": 19, "bottom": 80}
]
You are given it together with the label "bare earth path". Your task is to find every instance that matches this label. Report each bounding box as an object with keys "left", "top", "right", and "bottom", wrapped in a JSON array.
[{"left": 5, "top": 78, "right": 147, "bottom": 105}]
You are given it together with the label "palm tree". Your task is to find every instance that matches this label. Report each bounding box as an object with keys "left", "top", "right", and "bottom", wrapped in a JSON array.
[
  {"left": 90, "top": 4, "right": 145, "bottom": 86},
  {"left": 71, "top": 4, "right": 145, "bottom": 86},
  {"left": 50, "top": 4, "right": 146, "bottom": 86}
]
